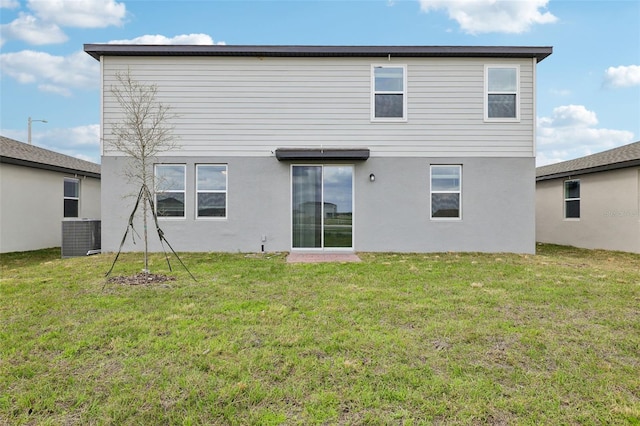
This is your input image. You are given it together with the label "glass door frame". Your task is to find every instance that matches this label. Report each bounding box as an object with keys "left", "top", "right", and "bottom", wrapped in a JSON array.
[{"left": 290, "top": 164, "right": 355, "bottom": 252}]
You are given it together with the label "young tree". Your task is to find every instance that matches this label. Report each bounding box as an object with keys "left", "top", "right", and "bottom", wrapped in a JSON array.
[{"left": 107, "top": 68, "right": 179, "bottom": 273}]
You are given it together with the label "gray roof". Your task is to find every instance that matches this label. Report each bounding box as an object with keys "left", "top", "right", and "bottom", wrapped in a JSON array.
[
  {"left": 0, "top": 135, "right": 100, "bottom": 178},
  {"left": 84, "top": 44, "right": 552, "bottom": 63},
  {"left": 536, "top": 141, "right": 640, "bottom": 181}
]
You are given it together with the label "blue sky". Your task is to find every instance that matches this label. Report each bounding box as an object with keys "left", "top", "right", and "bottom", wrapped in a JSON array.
[{"left": 1, "top": 0, "right": 638, "bottom": 165}]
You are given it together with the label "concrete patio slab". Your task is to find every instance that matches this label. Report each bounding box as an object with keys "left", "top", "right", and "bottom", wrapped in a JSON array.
[{"left": 286, "top": 253, "right": 362, "bottom": 263}]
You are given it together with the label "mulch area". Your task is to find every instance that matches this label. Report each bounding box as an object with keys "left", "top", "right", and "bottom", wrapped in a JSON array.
[{"left": 107, "top": 272, "right": 176, "bottom": 286}]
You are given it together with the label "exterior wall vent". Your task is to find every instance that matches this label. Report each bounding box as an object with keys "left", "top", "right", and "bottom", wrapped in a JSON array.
[{"left": 61, "top": 219, "right": 101, "bottom": 258}]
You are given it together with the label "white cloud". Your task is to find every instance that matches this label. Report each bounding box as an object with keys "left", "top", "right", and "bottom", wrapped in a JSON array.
[
  {"left": 1, "top": 0, "right": 20, "bottom": 9},
  {"left": 536, "top": 105, "right": 635, "bottom": 166},
  {"left": 108, "top": 33, "right": 224, "bottom": 45},
  {"left": 54, "top": 124, "right": 101, "bottom": 147},
  {"left": 0, "top": 12, "right": 68, "bottom": 46},
  {"left": 27, "top": 0, "right": 127, "bottom": 28},
  {"left": 0, "top": 49, "right": 99, "bottom": 94},
  {"left": 419, "top": 0, "right": 557, "bottom": 34},
  {"left": 539, "top": 104, "right": 598, "bottom": 128},
  {"left": 604, "top": 65, "right": 640, "bottom": 88},
  {"left": 1, "top": 0, "right": 126, "bottom": 46}
]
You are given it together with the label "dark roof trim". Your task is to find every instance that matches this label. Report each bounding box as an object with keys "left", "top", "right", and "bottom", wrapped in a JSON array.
[
  {"left": 1, "top": 135, "right": 101, "bottom": 176},
  {"left": 84, "top": 44, "right": 552, "bottom": 63},
  {"left": 275, "top": 148, "right": 370, "bottom": 161},
  {"left": 0, "top": 156, "right": 101, "bottom": 179},
  {"left": 536, "top": 159, "right": 640, "bottom": 182}
]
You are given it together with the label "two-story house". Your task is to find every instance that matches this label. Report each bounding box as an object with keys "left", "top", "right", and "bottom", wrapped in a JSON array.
[{"left": 84, "top": 44, "right": 552, "bottom": 254}]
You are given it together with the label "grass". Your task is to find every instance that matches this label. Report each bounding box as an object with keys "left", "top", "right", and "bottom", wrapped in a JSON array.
[{"left": 1, "top": 244, "right": 639, "bottom": 425}]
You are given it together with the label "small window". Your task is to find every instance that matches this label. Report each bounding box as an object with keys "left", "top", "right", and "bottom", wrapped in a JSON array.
[
  {"left": 485, "top": 65, "right": 519, "bottom": 121},
  {"left": 431, "top": 165, "right": 461, "bottom": 219},
  {"left": 64, "top": 178, "right": 79, "bottom": 218},
  {"left": 196, "top": 164, "right": 227, "bottom": 218},
  {"left": 155, "top": 164, "right": 186, "bottom": 218},
  {"left": 564, "top": 179, "right": 580, "bottom": 219},
  {"left": 372, "top": 65, "right": 407, "bottom": 121}
]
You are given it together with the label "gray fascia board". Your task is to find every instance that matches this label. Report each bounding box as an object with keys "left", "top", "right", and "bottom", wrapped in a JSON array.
[
  {"left": 84, "top": 44, "right": 552, "bottom": 62},
  {"left": 0, "top": 156, "right": 101, "bottom": 179},
  {"left": 536, "top": 159, "right": 640, "bottom": 182}
]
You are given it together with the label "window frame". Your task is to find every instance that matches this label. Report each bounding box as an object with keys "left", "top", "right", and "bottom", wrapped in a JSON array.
[
  {"left": 564, "top": 179, "right": 580, "bottom": 220},
  {"left": 63, "top": 177, "right": 79, "bottom": 218},
  {"left": 154, "top": 164, "right": 186, "bottom": 219},
  {"left": 430, "top": 165, "right": 462, "bottom": 220},
  {"left": 484, "top": 64, "right": 520, "bottom": 122},
  {"left": 371, "top": 64, "right": 408, "bottom": 122},
  {"left": 196, "top": 164, "right": 228, "bottom": 219}
]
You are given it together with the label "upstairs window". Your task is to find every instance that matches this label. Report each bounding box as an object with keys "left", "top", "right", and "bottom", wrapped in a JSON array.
[
  {"left": 155, "top": 164, "right": 186, "bottom": 218},
  {"left": 564, "top": 179, "right": 580, "bottom": 219},
  {"left": 485, "top": 65, "right": 519, "bottom": 121},
  {"left": 64, "top": 178, "right": 79, "bottom": 218},
  {"left": 431, "top": 165, "right": 462, "bottom": 219},
  {"left": 196, "top": 164, "right": 227, "bottom": 218},
  {"left": 372, "top": 65, "right": 407, "bottom": 121}
]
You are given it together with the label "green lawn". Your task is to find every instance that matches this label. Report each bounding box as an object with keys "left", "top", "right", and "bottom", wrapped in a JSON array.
[{"left": 1, "top": 245, "right": 639, "bottom": 425}]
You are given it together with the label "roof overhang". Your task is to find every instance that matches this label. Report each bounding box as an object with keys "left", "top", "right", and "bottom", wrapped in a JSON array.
[
  {"left": 84, "top": 44, "right": 552, "bottom": 63},
  {"left": 0, "top": 156, "right": 101, "bottom": 179},
  {"left": 275, "top": 148, "right": 370, "bottom": 161},
  {"left": 536, "top": 159, "right": 640, "bottom": 181}
]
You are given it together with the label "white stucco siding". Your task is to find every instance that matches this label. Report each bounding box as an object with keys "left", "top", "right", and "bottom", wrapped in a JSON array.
[
  {"left": 101, "top": 56, "right": 535, "bottom": 158},
  {"left": 80, "top": 177, "right": 102, "bottom": 219},
  {"left": 101, "top": 155, "right": 536, "bottom": 254}
]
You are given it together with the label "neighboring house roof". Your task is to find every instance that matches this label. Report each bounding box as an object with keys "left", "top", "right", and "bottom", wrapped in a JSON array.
[
  {"left": 84, "top": 44, "right": 552, "bottom": 63},
  {"left": 0, "top": 135, "right": 100, "bottom": 179},
  {"left": 536, "top": 141, "right": 640, "bottom": 181}
]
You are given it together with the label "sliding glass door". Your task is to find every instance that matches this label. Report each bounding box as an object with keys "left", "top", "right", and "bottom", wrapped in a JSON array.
[
  {"left": 292, "top": 166, "right": 322, "bottom": 248},
  {"left": 292, "top": 165, "right": 353, "bottom": 250}
]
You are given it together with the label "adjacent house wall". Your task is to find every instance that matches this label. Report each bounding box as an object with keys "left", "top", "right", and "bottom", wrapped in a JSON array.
[
  {"left": 536, "top": 167, "right": 640, "bottom": 253},
  {"left": 0, "top": 163, "right": 101, "bottom": 253}
]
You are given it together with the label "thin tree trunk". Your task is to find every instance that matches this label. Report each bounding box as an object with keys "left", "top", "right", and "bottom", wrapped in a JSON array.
[
  {"left": 143, "top": 199, "right": 149, "bottom": 273},
  {"left": 142, "top": 154, "right": 149, "bottom": 274}
]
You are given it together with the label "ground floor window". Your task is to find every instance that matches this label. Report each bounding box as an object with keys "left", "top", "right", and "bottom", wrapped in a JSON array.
[
  {"left": 64, "top": 178, "right": 79, "bottom": 218},
  {"left": 564, "top": 179, "right": 580, "bottom": 219},
  {"left": 196, "top": 164, "right": 227, "bottom": 218},
  {"left": 155, "top": 164, "right": 186, "bottom": 218},
  {"left": 430, "top": 165, "right": 462, "bottom": 219}
]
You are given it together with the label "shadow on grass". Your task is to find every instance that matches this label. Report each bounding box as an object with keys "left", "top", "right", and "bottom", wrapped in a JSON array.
[{"left": 0, "top": 247, "right": 61, "bottom": 267}]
